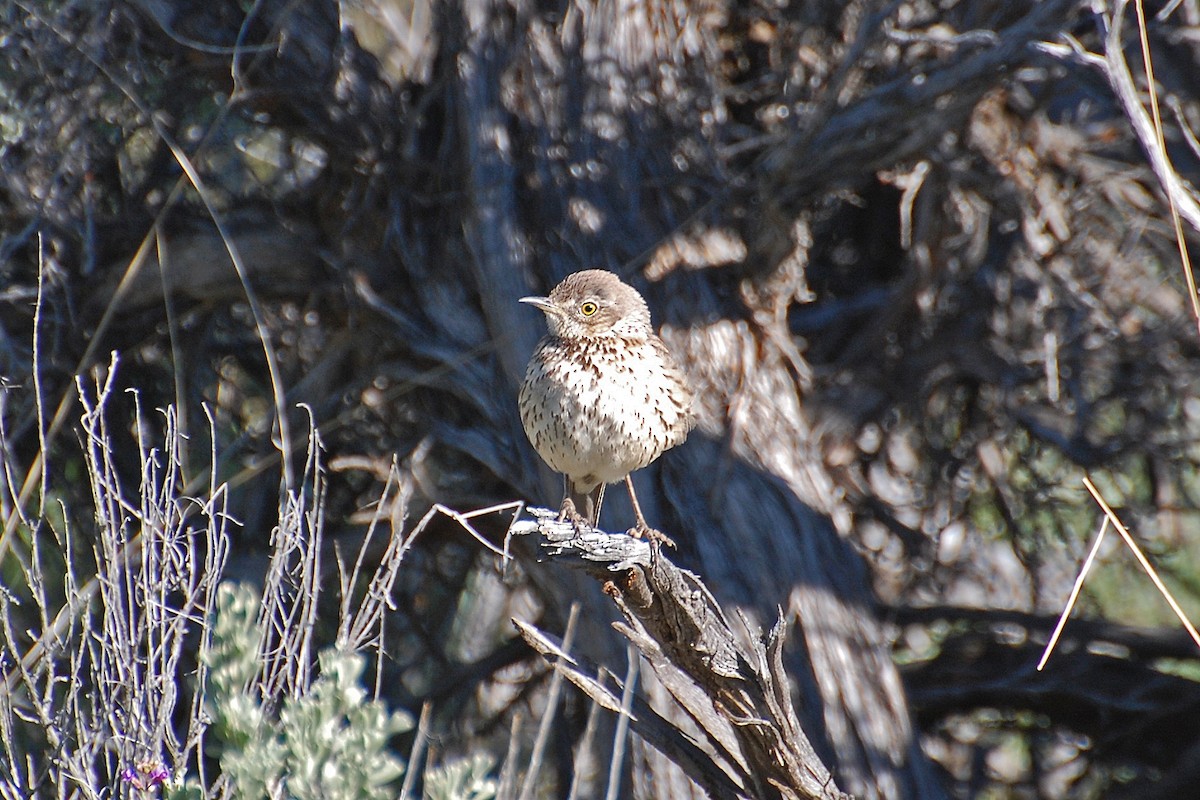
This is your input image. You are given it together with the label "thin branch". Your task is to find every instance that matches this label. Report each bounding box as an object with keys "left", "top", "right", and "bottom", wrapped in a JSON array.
[
  {"left": 518, "top": 603, "right": 580, "bottom": 800},
  {"left": 1038, "top": 517, "right": 1110, "bottom": 670},
  {"left": 1082, "top": 476, "right": 1200, "bottom": 650},
  {"left": 1100, "top": 0, "right": 1200, "bottom": 329},
  {"left": 604, "top": 644, "right": 638, "bottom": 800}
]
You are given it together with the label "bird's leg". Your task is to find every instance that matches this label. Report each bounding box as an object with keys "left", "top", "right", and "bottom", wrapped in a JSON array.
[
  {"left": 558, "top": 475, "right": 582, "bottom": 525},
  {"left": 561, "top": 478, "right": 604, "bottom": 529},
  {"left": 625, "top": 475, "right": 651, "bottom": 531},
  {"left": 591, "top": 484, "right": 606, "bottom": 527},
  {"left": 557, "top": 495, "right": 581, "bottom": 524},
  {"left": 625, "top": 475, "right": 676, "bottom": 548}
]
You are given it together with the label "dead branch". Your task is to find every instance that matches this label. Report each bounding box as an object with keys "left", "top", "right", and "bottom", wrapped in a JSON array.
[
  {"left": 757, "top": 0, "right": 1075, "bottom": 205},
  {"left": 1100, "top": 0, "right": 1200, "bottom": 233},
  {"left": 510, "top": 507, "right": 852, "bottom": 800}
]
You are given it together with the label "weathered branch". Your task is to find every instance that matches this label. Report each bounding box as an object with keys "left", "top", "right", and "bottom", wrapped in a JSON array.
[
  {"left": 757, "top": 0, "right": 1075, "bottom": 204},
  {"left": 510, "top": 507, "right": 852, "bottom": 800},
  {"left": 1101, "top": 0, "right": 1200, "bottom": 234}
]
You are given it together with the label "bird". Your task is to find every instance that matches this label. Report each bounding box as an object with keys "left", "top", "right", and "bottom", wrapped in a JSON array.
[{"left": 518, "top": 269, "right": 694, "bottom": 543}]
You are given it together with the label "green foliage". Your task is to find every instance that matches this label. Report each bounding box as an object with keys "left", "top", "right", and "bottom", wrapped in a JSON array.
[
  {"left": 163, "top": 781, "right": 205, "bottom": 800},
  {"left": 199, "top": 583, "right": 412, "bottom": 800},
  {"left": 205, "top": 583, "right": 270, "bottom": 749},
  {"left": 423, "top": 754, "right": 498, "bottom": 800},
  {"left": 281, "top": 651, "right": 410, "bottom": 800}
]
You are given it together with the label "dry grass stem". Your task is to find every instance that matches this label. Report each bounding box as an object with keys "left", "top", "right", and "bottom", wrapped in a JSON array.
[
  {"left": 1131, "top": 0, "right": 1200, "bottom": 329},
  {"left": 1037, "top": 517, "right": 1110, "bottom": 671},
  {"left": 518, "top": 602, "right": 580, "bottom": 800},
  {"left": 1083, "top": 476, "right": 1200, "bottom": 650},
  {"left": 604, "top": 644, "right": 640, "bottom": 800}
]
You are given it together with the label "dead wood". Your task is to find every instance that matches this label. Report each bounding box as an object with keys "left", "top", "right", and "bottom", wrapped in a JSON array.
[{"left": 512, "top": 507, "right": 852, "bottom": 800}]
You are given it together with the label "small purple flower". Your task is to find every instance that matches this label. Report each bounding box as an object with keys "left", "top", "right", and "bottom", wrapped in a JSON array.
[{"left": 120, "top": 761, "right": 170, "bottom": 791}]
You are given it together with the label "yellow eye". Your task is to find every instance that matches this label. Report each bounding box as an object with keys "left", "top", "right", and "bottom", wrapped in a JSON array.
[{"left": 580, "top": 301, "right": 599, "bottom": 316}]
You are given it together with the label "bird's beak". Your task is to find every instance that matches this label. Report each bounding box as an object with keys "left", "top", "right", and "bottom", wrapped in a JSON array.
[{"left": 519, "top": 296, "right": 559, "bottom": 316}]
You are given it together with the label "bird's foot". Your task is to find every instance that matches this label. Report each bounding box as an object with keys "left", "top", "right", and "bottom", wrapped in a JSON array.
[
  {"left": 628, "top": 523, "right": 676, "bottom": 549},
  {"left": 558, "top": 498, "right": 589, "bottom": 529}
]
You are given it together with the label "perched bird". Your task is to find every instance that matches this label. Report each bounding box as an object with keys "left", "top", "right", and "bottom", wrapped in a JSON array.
[{"left": 518, "top": 270, "right": 694, "bottom": 542}]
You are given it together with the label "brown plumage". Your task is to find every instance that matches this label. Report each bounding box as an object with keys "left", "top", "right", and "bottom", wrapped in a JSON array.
[{"left": 518, "top": 270, "right": 694, "bottom": 539}]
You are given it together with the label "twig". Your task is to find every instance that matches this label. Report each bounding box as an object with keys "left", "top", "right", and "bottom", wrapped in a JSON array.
[
  {"left": 566, "top": 669, "right": 607, "bottom": 800},
  {"left": 1131, "top": 0, "right": 1199, "bottom": 330},
  {"left": 1101, "top": 0, "right": 1200, "bottom": 330},
  {"left": 1082, "top": 476, "right": 1200, "bottom": 650},
  {"left": 496, "top": 713, "right": 523, "bottom": 800},
  {"left": 604, "top": 644, "right": 638, "bottom": 800},
  {"left": 1037, "top": 518, "right": 1110, "bottom": 670},
  {"left": 513, "top": 618, "right": 750, "bottom": 799},
  {"left": 398, "top": 702, "right": 432, "bottom": 800},
  {"left": 518, "top": 602, "right": 580, "bottom": 800}
]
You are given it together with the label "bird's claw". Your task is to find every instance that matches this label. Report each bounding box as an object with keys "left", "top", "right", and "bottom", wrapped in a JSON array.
[
  {"left": 558, "top": 498, "right": 589, "bottom": 530},
  {"left": 628, "top": 523, "right": 676, "bottom": 549}
]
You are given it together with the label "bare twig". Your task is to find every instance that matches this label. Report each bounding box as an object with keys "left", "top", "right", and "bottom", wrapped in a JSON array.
[
  {"left": 518, "top": 603, "right": 580, "bottom": 800},
  {"left": 604, "top": 644, "right": 638, "bottom": 800},
  {"left": 1082, "top": 477, "right": 1200, "bottom": 650},
  {"left": 1038, "top": 518, "right": 1110, "bottom": 671},
  {"left": 336, "top": 461, "right": 416, "bottom": 653},
  {"left": 1100, "top": 0, "right": 1200, "bottom": 328},
  {"left": 398, "top": 702, "right": 433, "bottom": 800},
  {"left": 566, "top": 669, "right": 607, "bottom": 800},
  {"left": 514, "top": 618, "right": 750, "bottom": 800}
]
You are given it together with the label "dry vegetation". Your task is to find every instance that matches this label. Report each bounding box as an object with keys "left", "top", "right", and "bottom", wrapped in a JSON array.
[{"left": 3, "top": 0, "right": 1200, "bottom": 798}]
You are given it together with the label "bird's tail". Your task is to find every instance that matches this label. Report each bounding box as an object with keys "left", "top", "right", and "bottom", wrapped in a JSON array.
[{"left": 566, "top": 479, "right": 606, "bottom": 527}]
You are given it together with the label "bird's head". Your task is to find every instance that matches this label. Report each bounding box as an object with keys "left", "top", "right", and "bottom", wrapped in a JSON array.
[{"left": 520, "top": 270, "right": 653, "bottom": 340}]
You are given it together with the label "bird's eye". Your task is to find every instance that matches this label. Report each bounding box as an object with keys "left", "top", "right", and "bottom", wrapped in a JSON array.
[{"left": 580, "top": 301, "right": 598, "bottom": 316}]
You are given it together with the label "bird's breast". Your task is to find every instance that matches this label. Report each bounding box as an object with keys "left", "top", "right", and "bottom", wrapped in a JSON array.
[{"left": 518, "top": 335, "right": 692, "bottom": 486}]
